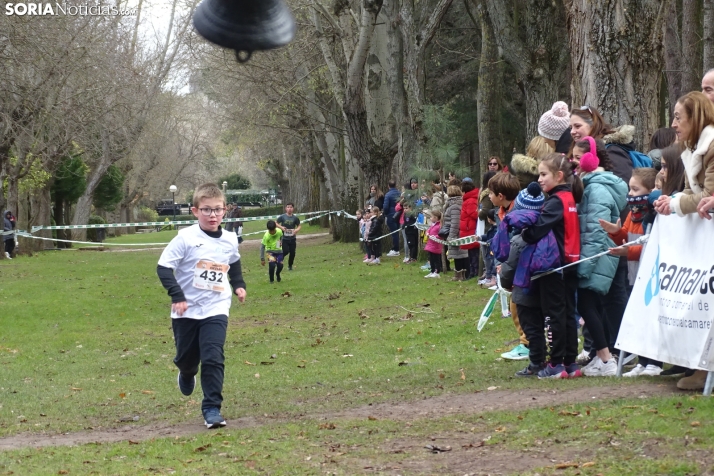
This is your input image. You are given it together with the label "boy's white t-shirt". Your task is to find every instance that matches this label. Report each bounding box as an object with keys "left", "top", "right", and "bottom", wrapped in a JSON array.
[{"left": 158, "top": 224, "right": 241, "bottom": 319}]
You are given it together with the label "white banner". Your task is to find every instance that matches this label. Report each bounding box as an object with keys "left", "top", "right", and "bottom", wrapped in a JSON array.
[{"left": 616, "top": 214, "right": 714, "bottom": 371}]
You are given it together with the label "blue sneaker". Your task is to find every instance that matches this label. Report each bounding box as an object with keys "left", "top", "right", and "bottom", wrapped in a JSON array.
[
  {"left": 538, "top": 363, "right": 568, "bottom": 379},
  {"left": 515, "top": 363, "right": 544, "bottom": 377},
  {"left": 501, "top": 344, "right": 530, "bottom": 360},
  {"left": 565, "top": 363, "right": 582, "bottom": 378},
  {"left": 177, "top": 372, "right": 195, "bottom": 396},
  {"left": 203, "top": 407, "right": 227, "bottom": 429}
]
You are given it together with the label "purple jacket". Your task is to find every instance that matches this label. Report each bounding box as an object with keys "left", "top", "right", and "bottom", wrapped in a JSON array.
[{"left": 492, "top": 210, "right": 560, "bottom": 289}]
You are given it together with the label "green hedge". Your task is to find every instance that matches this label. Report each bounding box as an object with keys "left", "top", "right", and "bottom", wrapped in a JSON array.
[{"left": 87, "top": 215, "right": 106, "bottom": 242}]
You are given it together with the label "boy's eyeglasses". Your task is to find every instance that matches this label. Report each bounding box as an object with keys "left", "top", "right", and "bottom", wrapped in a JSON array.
[{"left": 198, "top": 207, "right": 226, "bottom": 216}]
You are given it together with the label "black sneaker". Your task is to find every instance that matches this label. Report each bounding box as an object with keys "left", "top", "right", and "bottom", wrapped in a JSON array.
[
  {"left": 277, "top": 274, "right": 281, "bottom": 282},
  {"left": 288, "top": 266, "right": 293, "bottom": 271},
  {"left": 177, "top": 372, "right": 195, "bottom": 396},
  {"left": 203, "top": 407, "right": 226, "bottom": 429},
  {"left": 660, "top": 365, "right": 687, "bottom": 376},
  {"left": 515, "top": 363, "right": 544, "bottom": 377}
]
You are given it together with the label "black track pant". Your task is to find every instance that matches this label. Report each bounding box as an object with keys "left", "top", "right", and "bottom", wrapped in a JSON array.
[
  {"left": 172, "top": 314, "right": 228, "bottom": 412},
  {"left": 282, "top": 239, "right": 297, "bottom": 268},
  {"left": 428, "top": 251, "right": 443, "bottom": 273},
  {"left": 578, "top": 288, "right": 610, "bottom": 352},
  {"left": 405, "top": 228, "right": 418, "bottom": 260},
  {"left": 517, "top": 303, "right": 545, "bottom": 365}
]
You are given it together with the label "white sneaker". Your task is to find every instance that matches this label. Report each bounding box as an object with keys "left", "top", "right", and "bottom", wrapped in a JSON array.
[
  {"left": 403, "top": 256, "right": 410, "bottom": 263},
  {"left": 433, "top": 272, "right": 441, "bottom": 278},
  {"left": 386, "top": 250, "right": 399, "bottom": 257},
  {"left": 363, "top": 257, "right": 371, "bottom": 263},
  {"left": 421, "top": 263, "right": 430, "bottom": 270},
  {"left": 583, "top": 358, "right": 617, "bottom": 377},
  {"left": 582, "top": 356, "right": 601, "bottom": 372},
  {"left": 623, "top": 364, "right": 645, "bottom": 377},
  {"left": 425, "top": 272, "right": 435, "bottom": 278},
  {"left": 4, "top": 252, "right": 11, "bottom": 260},
  {"left": 640, "top": 364, "right": 663, "bottom": 376},
  {"left": 478, "top": 278, "right": 488, "bottom": 285},
  {"left": 372, "top": 258, "right": 380, "bottom": 265}
]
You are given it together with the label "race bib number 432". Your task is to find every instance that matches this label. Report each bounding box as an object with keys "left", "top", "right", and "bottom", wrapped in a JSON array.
[{"left": 193, "top": 260, "right": 229, "bottom": 292}]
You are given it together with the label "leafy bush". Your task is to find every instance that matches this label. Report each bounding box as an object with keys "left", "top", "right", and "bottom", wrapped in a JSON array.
[{"left": 137, "top": 206, "right": 159, "bottom": 223}]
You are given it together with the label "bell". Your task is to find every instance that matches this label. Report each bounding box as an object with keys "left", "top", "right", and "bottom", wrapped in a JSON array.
[{"left": 193, "top": 0, "right": 296, "bottom": 63}]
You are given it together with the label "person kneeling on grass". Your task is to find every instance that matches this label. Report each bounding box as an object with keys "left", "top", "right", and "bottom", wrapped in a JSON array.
[
  {"left": 261, "top": 220, "right": 284, "bottom": 283},
  {"left": 157, "top": 183, "right": 247, "bottom": 429}
]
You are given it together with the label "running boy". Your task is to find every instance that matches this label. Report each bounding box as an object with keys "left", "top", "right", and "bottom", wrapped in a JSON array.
[
  {"left": 261, "top": 220, "right": 284, "bottom": 283},
  {"left": 157, "top": 183, "right": 247, "bottom": 429},
  {"left": 276, "top": 203, "right": 301, "bottom": 270}
]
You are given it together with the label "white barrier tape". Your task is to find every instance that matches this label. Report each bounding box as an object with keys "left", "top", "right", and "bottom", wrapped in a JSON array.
[
  {"left": 15, "top": 232, "right": 170, "bottom": 247},
  {"left": 30, "top": 210, "right": 333, "bottom": 233},
  {"left": 530, "top": 235, "right": 649, "bottom": 281}
]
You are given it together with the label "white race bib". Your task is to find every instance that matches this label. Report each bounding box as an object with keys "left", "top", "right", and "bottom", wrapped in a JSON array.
[
  {"left": 284, "top": 228, "right": 294, "bottom": 236},
  {"left": 193, "top": 260, "right": 229, "bottom": 292}
]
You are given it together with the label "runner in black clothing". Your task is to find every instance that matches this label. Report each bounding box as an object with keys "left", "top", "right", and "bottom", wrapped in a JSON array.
[{"left": 276, "top": 203, "right": 301, "bottom": 270}]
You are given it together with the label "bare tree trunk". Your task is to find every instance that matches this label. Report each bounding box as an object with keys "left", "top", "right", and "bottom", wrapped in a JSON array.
[
  {"left": 483, "top": 0, "right": 569, "bottom": 142},
  {"left": 565, "top": 0, "right": 669, "bottom": 149},
  {"left": 663, "top": 0, "right": 682, "bottom": 119},
  {"left": 705, "top": 0, "right": 714, "bottom": 71},
  {"left": 472, "top": 1, "right": 502, "bottom": 174},
  {"left": 682, "top": 0, "right": 703, "bottom": 93}
]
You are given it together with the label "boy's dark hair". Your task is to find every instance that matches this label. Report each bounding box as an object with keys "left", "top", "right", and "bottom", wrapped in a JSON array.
[
  {"left": 388, "top": 179, "right": 396, "bottom": 188},
  {"left": 461, "top": 180, "right": 476, "bottom": 193},
  {"left": 487, "top": 208, "right": 498, "bottom": 222},
  {"left": 631, "top": 168, "right": 658, "bottom": 191},
  {"left": 488, "top": 173, "right": 520, "bottom": 201},
  {"left": 267, "top": 220, "right": 276, "bottom": 230},
  {"left": 286, "top": 202, "right": 294, "bottom": 207}
]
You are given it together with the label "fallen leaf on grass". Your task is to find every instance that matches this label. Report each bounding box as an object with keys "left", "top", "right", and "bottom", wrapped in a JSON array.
[
  {"left": 254, "top": 373, "right": 260, "bottom": 378},
  {"left": 581, "top": 462, "right": 596, "bottom": 468},
  {"left": 460, "top": 369, "right": 466, "bottom": 380},
  {"left": 128, "top": 440, "right": 140, "bottom": 445},
  {"left": 244, "top": 361, "right": 256, "bottom": 366},
  {"left": 319, "top": 423, "right": 336, "bottom": 430},
  {"left": 297, "top": 364, "right": 306, "bottom": 368},
  {"left": 559, "top": 410, "right": 581, "bottom": 416},
  {"left": 59, "top": 471, "right": 69, "bottom": 475},
  {"left": 259, "top": 361, "right": 274, "bottom": 365},
  {"left": 495, "top": 426, "right": 507, "bottom": 432},
  {"left": 342, "top": 354, "right": 353, "bottom": 358},
  {"left": 71, "top": 387, "right": 82, "bottom": 391},
  {"left": 194, "top": 444, "right": 211, "bottom": 452},
  {"left": 555, "top": 462, "right": 579, "bottom": 469},
  {"left": 368, "top": 416, "right": 377, "bottom": 421},
  {"left": 141, "top": 390, "right": 154, "bottom": 394},
  {"left": 691, "top": 421, "right": 701, "bottom": 427},
  {"left": 462, "top": 441, "right": 485, "bottom": 448},
  {"left": 487, "top": 386, "right": 499, "bottom": 391},
  {"left": 281, "top": 291, "right": 291, "bottom": 297}
]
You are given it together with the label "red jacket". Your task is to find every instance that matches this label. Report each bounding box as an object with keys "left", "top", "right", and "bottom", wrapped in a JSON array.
[{"left": 459, "top": 187, "right": 480, "bottom": 250}]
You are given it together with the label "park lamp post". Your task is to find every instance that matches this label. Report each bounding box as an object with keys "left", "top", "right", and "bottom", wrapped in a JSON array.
[
  {"left": 222, "top": 181, "right": 227, "bottom": 193},
  {"left": 169, "top": 185, "right": 177, "bottom": 223}
]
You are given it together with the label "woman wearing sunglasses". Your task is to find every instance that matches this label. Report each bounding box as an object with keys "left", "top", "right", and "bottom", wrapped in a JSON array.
[{"left": 487, "top": 156, "right": 507, "bottom": 173}]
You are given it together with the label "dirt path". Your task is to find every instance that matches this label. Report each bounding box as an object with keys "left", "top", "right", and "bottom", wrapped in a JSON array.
[{"left": 0, "top": 382, "right": 680, "bottom": 452}]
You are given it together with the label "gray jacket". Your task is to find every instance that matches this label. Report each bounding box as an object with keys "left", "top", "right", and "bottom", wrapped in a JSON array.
[
  {"left": 441, "top": 196, "right": 467, "bottom": 259},
  {"left": 499, "top": 234, "right": 540, "bottom": 308}
]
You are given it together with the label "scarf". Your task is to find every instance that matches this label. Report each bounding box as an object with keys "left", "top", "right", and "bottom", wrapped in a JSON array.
[{"left": 627, "top": 194, "right": 650, "bottom": 223}]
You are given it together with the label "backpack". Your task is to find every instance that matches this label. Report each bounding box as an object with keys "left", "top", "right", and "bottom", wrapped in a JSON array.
[{"left": 605, "top": 144, "right": 652, "bottom": 168}]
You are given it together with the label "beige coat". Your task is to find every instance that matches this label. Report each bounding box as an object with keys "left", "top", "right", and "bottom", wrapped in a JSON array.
[{"left": 671, "top": 125, "right": 714, "bottom": 216}]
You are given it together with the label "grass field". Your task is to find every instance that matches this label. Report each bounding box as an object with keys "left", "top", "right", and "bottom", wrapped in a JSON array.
[{"left": 0, "top": 229, "right": 712, "bottom": 475}]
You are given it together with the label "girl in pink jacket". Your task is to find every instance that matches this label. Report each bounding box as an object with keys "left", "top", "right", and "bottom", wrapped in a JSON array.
[{"left": 424, "top": 210, "right": 444, "bottom": 278}]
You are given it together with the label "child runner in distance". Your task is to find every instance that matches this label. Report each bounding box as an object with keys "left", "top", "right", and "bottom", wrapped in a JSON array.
[
  {"left": 521, "top": 154, "right": 583, "bottom": 378},
  {"left": 600, "top": 167, "right": 661, "bottom": 376},
  {"left": 156, "top": 183, "right": 246, "bottom": 429},
  {"left": 424, "top": 210, "right": 443, "bottom": 278},
  {"left": 276, "top": 203, "right": 301, "bottom": 271},
  {"left": 261, "top": 220, "right": 284, "bottom": 283}
]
